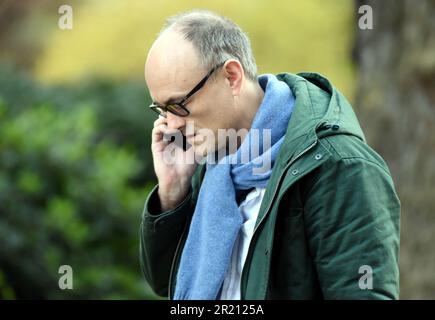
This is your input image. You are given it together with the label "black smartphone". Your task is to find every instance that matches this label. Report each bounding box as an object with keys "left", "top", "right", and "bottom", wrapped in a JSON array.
[{"left": 163, "top": 131, "right": 192, "bottom": 151}]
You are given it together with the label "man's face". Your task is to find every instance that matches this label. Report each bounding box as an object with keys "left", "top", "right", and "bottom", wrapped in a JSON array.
[{"left": 145, "top": 29, "right": 238, "bottom": 157}]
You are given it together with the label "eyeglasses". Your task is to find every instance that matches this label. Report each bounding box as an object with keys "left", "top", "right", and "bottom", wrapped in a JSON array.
[{"left": 148, "top": 62, "right": 225, "bottom": 118}]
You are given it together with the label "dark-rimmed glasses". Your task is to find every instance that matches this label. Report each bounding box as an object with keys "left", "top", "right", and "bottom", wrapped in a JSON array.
[{"left": 148, "top": 62, "right": 225, "bottom": 118}]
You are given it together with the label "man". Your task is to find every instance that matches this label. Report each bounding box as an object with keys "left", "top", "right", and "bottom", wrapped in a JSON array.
[{"left": 140, "top": 10, "right": 400, "bottom": 300}]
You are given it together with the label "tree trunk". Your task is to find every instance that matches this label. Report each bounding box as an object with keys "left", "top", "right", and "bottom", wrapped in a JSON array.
[{"left": 354, "top": 0, "right": 435, "bottom": 299}]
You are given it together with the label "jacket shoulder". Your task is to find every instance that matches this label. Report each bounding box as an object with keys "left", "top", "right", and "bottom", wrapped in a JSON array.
[{"left": 319, "top": 134, "right": 393, "bottom": 177}]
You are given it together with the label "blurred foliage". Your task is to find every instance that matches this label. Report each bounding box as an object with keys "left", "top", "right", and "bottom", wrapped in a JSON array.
[
  {"left": 33, "top": 0, "right": 355, "bottom": 99},
  {"left": 0, "top": 64, "right": 159, "bottom": 299},
  {"left": 0, "top": 0, "right": 63, "bottom": 69}
]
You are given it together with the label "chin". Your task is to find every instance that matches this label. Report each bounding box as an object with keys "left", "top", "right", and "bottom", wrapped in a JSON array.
[
  {"left": 193, "top": 142, "right": 215, "bottom": 159},
  {"left": 192, "top": 143, "right": 208, "bottom": 158}
]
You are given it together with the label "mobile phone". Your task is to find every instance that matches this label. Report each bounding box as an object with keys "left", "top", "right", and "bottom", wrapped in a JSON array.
[{"left": 163, "top": 131, "right": 192, "bottom": 151}]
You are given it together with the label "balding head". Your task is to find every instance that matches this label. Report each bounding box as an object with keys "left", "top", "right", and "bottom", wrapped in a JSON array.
[
  {"left": 153, "top": 10, "right": 257, "bottom": 79},
  {"left": 145, "top": 26, "right": 204, "bottom": 106}
]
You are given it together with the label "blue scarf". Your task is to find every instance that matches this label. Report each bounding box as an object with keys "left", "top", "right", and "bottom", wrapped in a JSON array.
[{"left": 174, "top": 74, "right": 295, "bottom": 300}]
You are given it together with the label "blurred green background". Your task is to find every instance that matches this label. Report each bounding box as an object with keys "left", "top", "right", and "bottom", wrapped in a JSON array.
[{"left": 0, "top": 0, "right": 434, "bottom": 299}]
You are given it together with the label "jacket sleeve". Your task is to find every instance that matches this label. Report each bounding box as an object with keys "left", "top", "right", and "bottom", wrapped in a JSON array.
[
  {"left": 302, "top": 156, "right": 401, "bottom": 299},
  {"left": 139, "top": 183, "right": 195, "bottom": 297}
]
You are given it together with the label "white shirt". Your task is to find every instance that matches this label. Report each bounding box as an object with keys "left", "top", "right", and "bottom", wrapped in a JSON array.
[{"left": 219, "top": 187, "right": 266, "bottom": 300}]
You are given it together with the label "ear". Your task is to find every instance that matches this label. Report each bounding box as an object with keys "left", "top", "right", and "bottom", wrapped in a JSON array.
[{"left": 222, "top": 59, "right": 244, "bottom": 96}]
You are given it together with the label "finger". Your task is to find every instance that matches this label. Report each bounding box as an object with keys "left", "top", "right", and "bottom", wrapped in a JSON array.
[
  {"left": 152, "top": 123, "right": 168, "bottom": 144},
  {"left": 153, "top": 116, "right": 167, "bottom": 127},
  {"left": 152, "top": 124, "right": 182, "bottom": 145}
]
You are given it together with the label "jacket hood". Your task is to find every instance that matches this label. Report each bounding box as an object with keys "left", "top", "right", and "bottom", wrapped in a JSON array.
[{"left": 274, "top": 72, "right": 366, "bottom": 164}]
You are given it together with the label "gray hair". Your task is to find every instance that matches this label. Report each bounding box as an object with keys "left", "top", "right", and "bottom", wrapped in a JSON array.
[{"left": 159, "top": 10, "right": 258, "bottom": 81}]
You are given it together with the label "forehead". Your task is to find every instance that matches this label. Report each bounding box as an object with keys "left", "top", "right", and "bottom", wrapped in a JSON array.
[{"left": 145, "top": 29, "right": 204, "bottom": 103}]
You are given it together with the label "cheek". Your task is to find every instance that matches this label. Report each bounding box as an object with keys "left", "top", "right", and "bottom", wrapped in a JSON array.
[
  {"left": 196, "top": 89, "right": 234, "bottom": 130},
  {"left": 209, "top": 104, "right": 233, "bottom": 129}
]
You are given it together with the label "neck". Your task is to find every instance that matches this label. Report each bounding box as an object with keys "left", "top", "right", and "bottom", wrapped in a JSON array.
[{"left": 237, "top": 79, "right": 265, "bottom": 131}]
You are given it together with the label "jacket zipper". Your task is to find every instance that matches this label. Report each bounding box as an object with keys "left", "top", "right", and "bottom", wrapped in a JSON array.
[
  {"left": 241, "top": 138, "right": 318, "bottom": 299},
  {"left": 253, "top": 139, "right": 318, "bottom": 236}
]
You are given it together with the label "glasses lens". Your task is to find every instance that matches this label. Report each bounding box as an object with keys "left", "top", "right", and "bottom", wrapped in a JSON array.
[{"left": 167, "top": 104, "right": 189, "bottom": 116}]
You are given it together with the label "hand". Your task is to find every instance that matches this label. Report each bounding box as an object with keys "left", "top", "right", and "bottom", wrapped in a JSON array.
[{"left": 151, "top": 116, "right": 198, "bottom": 211}]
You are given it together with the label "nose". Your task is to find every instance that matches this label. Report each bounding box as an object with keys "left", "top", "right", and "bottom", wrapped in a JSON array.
[{"left": 166, "top": 111, "right": 186, "bottom": 132}]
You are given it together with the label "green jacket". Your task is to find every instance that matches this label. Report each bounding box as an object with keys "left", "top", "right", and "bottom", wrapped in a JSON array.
[{"left": 140, "top": 73, "right": 401, "bottom": 300}]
